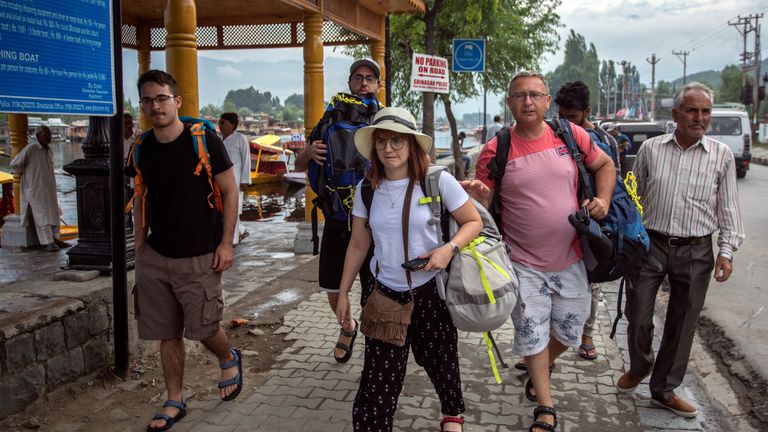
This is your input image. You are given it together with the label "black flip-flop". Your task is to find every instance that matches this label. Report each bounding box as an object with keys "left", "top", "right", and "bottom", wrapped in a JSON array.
[
  {"left": 147, "top": 399, "right": 186, "bottom": 432},
  {"left": 579, "top": 343, "right": 598, "bottom": 360},
  {"left": 334, "top": 319, "right": 358, "bottom": 364},
  {"left": 218, "top": 347, "right": 243, "bottom": 401}
]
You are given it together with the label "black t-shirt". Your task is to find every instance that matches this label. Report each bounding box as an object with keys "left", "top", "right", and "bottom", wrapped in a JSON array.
[{"left": 126, "top": 125, "right": 233, "bottom": 258}]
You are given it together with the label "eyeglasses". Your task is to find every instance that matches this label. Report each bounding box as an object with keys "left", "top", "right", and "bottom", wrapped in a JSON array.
[
  {"left": 350, "top": 74, "right": 378, "bottom": 84},
  {"left": 140, "top": 94, "right": 176, "bottom": 106},
  {"left": 509, "top": 92, "right": 549, "bottom": 103},
  {"left": 374, "top": 137, "right": 407, "bottom": 150}
]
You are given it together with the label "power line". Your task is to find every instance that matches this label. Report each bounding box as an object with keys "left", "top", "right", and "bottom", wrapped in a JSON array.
[{"left": 672, "top": 2, "right": 768, "bottom": 52}]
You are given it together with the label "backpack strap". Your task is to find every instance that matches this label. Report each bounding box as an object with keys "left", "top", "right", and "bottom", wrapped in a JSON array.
[
  {"left": 548, "top": 118, "right": 594, "bottom": 203},
  {"left": 419, "top": 166, "right": 446, "bottom": 245},
  {"left": 488, "top": 127, "right": 511, "bottom": 226},
  {"left": 189, "top": 122, "right": 223, "bottom": 212},
  {"left": 124, "top": 131, "right": 152, "bottom": 227},
  {"left": 361, "top": 180, "right": 374, "bottom": 221}
]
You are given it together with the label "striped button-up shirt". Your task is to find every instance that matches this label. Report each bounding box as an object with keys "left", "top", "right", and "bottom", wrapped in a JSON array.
[{"left": 634, "top": 133, "right": 745, "bottom": 256}]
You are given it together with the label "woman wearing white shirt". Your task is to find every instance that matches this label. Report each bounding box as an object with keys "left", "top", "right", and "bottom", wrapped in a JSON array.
[{"left": 336, "top": 107, "right": 482, "bottom": 432}]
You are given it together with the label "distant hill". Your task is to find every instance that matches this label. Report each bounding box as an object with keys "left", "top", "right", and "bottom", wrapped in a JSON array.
[
  {"left": 122, "top": 52, "right": 355, "bottom": 107},
  {"left": 670, "top": 58, "right": 768, "bottom": 88}
]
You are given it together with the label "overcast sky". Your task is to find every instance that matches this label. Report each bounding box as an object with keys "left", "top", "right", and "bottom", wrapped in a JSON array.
[{"left": 124, "top": 0, "right": 767, "bottom": 118}]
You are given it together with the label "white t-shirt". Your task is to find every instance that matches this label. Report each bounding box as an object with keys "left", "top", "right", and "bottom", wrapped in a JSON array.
[{"left": 351, "top": 172, "right": 469, "bottom": 291}]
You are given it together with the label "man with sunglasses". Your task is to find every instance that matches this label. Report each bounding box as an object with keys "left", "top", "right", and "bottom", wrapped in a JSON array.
[
  {"left": 471, "top": 71, "right": 615, "bottom": 432},
  {"left": 128, "top": 70, "right": 243, "bottom": 432},
  {"left": 295, "top": 58, "right": 382, "bottom": 364}
]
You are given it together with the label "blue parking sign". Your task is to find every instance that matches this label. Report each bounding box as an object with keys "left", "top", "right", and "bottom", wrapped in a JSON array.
[{"left": 452, "top": 39, "right": 485, "bottom": 73}]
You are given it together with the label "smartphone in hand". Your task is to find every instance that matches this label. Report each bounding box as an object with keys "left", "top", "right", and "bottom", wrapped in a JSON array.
[{"left": 401, "top": 257, "right": 429, "bottom": 272}]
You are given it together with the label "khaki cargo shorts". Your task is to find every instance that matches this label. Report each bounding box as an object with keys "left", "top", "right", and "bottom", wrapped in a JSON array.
[{"left": 133, "top": 244, "right": 223, "bottom": 340}]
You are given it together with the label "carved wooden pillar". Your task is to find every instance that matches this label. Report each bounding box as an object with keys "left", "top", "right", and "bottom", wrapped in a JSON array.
[
  {"left": 303, "top": 10, "right": 324, "bottom": 223},
  {"left": 165, "top": 0, "right": 199, "bottom": 117},
  {"left": 137, "top": 24, "right": 152, "bottom": 130},
  {"left": 371, "top": 17, "right": 386, "bottom": 104},
  {"left": 8, "top": 114, "right": 27, "bottom": 213}
]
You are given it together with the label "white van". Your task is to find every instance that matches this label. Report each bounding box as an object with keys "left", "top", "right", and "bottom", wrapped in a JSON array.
[{"left": 708, "top": 108, "right": 752, "bottom": 178}]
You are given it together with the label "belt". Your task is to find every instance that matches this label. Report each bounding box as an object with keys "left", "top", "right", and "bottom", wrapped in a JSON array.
[{"left": 648, "top": 230, "right": 710, "bottom": 247}]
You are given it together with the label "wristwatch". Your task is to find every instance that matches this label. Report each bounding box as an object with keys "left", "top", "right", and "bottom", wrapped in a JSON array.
[{"left": 448, "top": 241, "right": 460, "bottom": 256}]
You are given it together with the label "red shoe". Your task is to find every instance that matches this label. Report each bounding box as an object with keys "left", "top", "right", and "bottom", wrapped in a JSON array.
[{"left": 440, "top": 416, "right": 464, "bottom": 431}]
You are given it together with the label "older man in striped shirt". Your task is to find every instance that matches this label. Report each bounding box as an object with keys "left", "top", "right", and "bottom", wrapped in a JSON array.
[{"left": 617, "top": 82, "right": 745, "bottom": 417}]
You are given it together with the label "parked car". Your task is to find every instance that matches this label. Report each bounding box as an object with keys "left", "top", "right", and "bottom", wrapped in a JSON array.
[
  {"left": 707, "top": 108, "right": 751, "bottom": 178},
  {"left": 598, "top": 121, "right": 667, "bottom": 173}
]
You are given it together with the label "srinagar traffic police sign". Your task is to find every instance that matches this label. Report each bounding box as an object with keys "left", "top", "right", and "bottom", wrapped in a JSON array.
[{"left": 452, "top": 39, "right": 485, "bottom": 73}]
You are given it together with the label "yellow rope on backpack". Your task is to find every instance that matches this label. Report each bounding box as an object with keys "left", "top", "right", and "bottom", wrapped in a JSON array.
[
  {"left": 483, "top": 332, "right": 503, "bottom": 384},
  {"left": 325, "top": 184, "right": 357, "bottom": 230},
  {"left": 623, "top": 171, "right": 643, "bottom": 216},
  {"left": 331, "top": 93, "right": 367, "bottom": 107}
]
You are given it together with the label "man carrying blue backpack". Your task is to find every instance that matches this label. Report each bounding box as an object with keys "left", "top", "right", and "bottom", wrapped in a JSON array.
[
  {"left": 295, "top": 58, "right": 382, "bottom": 364},
  {"left": 555, "top": 81, "right": 618, "bottom": 361}
]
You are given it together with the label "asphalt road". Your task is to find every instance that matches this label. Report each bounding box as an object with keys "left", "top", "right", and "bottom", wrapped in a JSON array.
[{"left": 701, "top": 163, "right": 768, "bottom": 380}]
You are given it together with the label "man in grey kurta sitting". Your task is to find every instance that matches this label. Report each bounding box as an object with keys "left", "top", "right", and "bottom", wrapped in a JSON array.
[{"left": 10, "top": 125, "right": 71, "bottom": 251}]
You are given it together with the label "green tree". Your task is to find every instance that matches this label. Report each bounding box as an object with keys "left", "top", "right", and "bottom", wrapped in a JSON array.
[
  {"left": 123, "top": 98, "right": 138, "bottom": 117},
  {"left": 223, "top": 87, "right": 282, "bottom": 114},
  {"left": 546, "top": 30, "right": 600, "bottom": 116},
  {"left": 284, "top": 94, "right": 304, "bottom": 109},
  {"left": 718, "top": 65, "right": 743, "bottom": 103},
  {"left": 384, "top": 0, "right": 560, "bottom": 178},
  {"left": 200, "top": 103, "right": 222, "bottom": 118},
  {"left": 237, "top": 107, "right": 252, "bottom": 120},
  {"left": 280, "top": 105, "right": 302, "bottom": 123}
]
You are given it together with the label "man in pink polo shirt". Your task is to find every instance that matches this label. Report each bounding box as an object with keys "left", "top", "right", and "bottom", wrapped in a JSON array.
[{"left": 468, "top": 71, "right": 615, "bottom": 432}]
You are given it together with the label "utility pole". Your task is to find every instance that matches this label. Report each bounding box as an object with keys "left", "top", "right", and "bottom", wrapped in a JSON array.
[
  {"left": 672, "top": 50, "right": 689, "bottom": 84},
  {"left": 729, "top": 14, "right": 764, "bottom": 140},
  {"left": 646, "top": 53, "right": 660, "bottom": 121}
]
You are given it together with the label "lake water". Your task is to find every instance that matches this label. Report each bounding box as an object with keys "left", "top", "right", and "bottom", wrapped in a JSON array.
[{"left": 0, "top": 129, "right": 481, "bottom": 226}]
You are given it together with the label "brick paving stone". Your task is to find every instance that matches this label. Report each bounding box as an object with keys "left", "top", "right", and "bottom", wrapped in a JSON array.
[{"left": 141, "top": 265, "right": 722, "bottom": 431}]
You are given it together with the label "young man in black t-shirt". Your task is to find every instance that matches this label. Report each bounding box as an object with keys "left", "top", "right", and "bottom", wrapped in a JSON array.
[{"left": 127, "top": 70, "right": 241, "bottom": 432}]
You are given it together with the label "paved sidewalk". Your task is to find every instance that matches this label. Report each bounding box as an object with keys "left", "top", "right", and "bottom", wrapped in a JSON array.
[{"left": 159, "top": 276, "right": 717, "bottom": 432}]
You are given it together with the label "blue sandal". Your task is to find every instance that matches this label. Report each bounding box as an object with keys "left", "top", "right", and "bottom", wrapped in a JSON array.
[
  {"left": 147, "top": 399, "right": 186, "bottom": 432},
  {"left": 218, "top": 347, "right": 243, "bottom": 401}
]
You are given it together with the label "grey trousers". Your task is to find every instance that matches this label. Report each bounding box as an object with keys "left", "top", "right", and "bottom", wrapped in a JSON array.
[
  {"left": 625, "top": 234, "right": 714, "bottom": 400},
  {"left": 582, "top": 283, "right": 600, "bottom": 338}
]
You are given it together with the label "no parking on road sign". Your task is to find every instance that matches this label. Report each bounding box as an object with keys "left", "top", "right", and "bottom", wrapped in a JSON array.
[{"left": 452, "top": 39, "right": 485, "bottom": 73}]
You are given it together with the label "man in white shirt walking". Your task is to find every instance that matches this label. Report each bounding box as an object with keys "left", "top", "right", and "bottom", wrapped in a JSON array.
[
  {"left": 617, "top": 82, "right": 745, "bottom": 418},
  {"left": 219, "top": 112, "right": 252, "bottom": 245}
]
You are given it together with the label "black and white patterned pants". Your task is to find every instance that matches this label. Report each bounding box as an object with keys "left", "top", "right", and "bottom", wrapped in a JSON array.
[{"left": 352, "top": 277, "right": 465, "bottom": 432}]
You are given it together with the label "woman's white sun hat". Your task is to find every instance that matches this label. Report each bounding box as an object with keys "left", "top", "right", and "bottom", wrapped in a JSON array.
[{"left": 354, "top": 107, "right": 433, "bottom": 160}]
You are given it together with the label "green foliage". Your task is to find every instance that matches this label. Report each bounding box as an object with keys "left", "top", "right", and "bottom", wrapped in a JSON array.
[
  {"left": 123, "top": 98, "right": 138, "bottom": 117},
  {"left": 223, "top": 87, "right": 281, "bottom": 114},
  {"left": 718, "top": 65, "right": 743, "bottom": 103},
  {"left": 200, "top": 103, "right": 222, "bottom": 118},
  {"left": 547, "top": 31, "right": 600, "bottom": 114},
  {"left": 284, "top": 94, "right": 304, "bottom": 109},
  {"left": 280, "top": 105, "right": 303, "bottom": 122}
]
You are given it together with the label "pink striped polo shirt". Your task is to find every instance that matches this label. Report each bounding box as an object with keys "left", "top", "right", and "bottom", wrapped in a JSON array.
[{"left": 476, "top": 122, "right": 599, "bottom": 271}]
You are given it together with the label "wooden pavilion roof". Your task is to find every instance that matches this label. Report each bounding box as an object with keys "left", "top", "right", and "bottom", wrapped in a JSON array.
[{"left": 121, "top": 0, "right": 425, "bottom": 50}]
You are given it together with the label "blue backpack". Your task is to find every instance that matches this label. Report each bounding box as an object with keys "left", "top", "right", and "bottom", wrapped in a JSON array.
[{"left": 307, "top": 92, "right": 380, "bottom": 254}]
